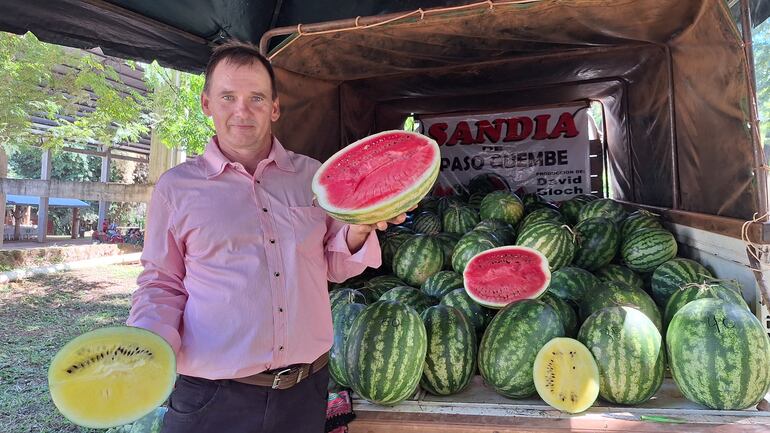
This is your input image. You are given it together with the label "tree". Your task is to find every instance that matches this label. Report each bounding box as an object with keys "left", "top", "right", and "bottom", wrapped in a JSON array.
[
  {"left": 753, "top": 19, "right": 770, "bottom": 147},
  {"left": 0, "top": 32, "right": 149, "bottom": 151},
  {"left": 144, "top": 62, "right": 214, "bottom": 155}
]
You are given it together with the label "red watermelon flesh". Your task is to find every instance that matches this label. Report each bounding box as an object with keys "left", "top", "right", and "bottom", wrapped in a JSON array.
[
  {"left": 463, "top": 246, "right": 551, "bottom": 309},
  {"left": 312, "top": 131, "right": 440, "bottom": 224}
]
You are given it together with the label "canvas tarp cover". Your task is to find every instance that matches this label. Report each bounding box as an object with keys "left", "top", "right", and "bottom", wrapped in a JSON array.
[{"left": 267, "top": 0, "right": 765, "bottom": 221}]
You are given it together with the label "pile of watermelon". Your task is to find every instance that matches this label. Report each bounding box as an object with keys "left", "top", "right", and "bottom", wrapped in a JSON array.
[{"left": 326, "top": 175, "right": 770, "bottom": 413}]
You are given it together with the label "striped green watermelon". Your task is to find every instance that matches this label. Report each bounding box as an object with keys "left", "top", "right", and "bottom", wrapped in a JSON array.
[
  {"left": 579, "top": 281, "right": 662, "bottom": 331},
  {"left": 578, "top": 306, "right": 665, "bottom": 405},
  {"left": 381, "top": 233, "right": 412, "bottom": 270},
  {"left": 330, "top": 288, "right": 368, "bottom": 313},
  {"left": 559, "top": 197, "right": 587, "bottom": 225},
  {"left": 421, "top": 271, "right": 464, "bottom": 299},
  {"left": 577, "top": 198, "right": 626, "bottom": 224},
  {"left": 420, "top": 305, "right": 477, "bottom": 395},
  {"left": 393, "top": 235, "right": 444, "bottom": 287},
  {"left": 329, "top": 302, "right": 366, "bottom": 387},
  {"left": 433, "top": 232, "right": 461, "bottom": 270},
  {"left": 463, "top": 246, "right": 552, "bottom": 309},
  {"left": 621, "top": 228, "right": 678, "bottom": 273},
  {"left": 443, "top": 204, "right": 479, "bottom": 235},
  {"left": 667, "top": 298, "right": 770, "bottom": 410},
  {"left": 379, "top": 286, "right": 436, "bottom": 313},
  {"left": 540, "top": 292, "right": 578, "bottom": 337},
  {"left": 479, "top": 191, "right": 525, "bottom": 226},
  {"left": 467, "top": 173, "right": 510, "bottom": 195},
  {"left": 467, "top": 192, "right": 486, "bottom": 211},
  {"left": 663, "top": 280, "right": 749, "bottom": 328},
  {"left": 572, "top": 217, "right": 620, "bottom": 271},
  {"left": 518, "top": 208, "right": 565, "bottom": 233},
  {"left": 345, "top": 301, "right": 428, "bottom": 406},
  {"left": 522, "top": 193, "right": 549, "bottom": 209},
  {"left": 651, "top": 258, "right": 713, "bottom": 307},
  {"left": 361, "top": 275, "right": 407, "bottom": 302},
  {"left": 516, "top": 221, "right": 576, "bottom": 271},
  {"left": 474, "top": 219, "right": 516, "bottom": 245},
  {"left": 546, "top": 266, "right": 600, "bottom": 305},
  {"left": 451, "top": 231, "right": 500, "bottom": 274},
  {"left": 416, "top": 196, "right": 440, "bottom": 214},
  {"left": 412, "top": 212, "right": 442, "bottom": 235},
  {"left": 620, "top": 211, "right": 662, "bottom": 240},
  {"left": 440, "top": 288, "right": 495, "bottom": 335},
  {"left": 594, "top": 264, "right": 644, "bottom": 291},
  {"left": 478, "top": 299, "right": 564, "bottom": 398},
  {"left": 437, "top": 196, "right": 464, "bottom": 218}
]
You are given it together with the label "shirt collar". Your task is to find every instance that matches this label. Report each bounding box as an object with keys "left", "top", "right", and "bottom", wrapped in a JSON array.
[{"left": 203, "top": 136, "right": 295, "bottom": 179}]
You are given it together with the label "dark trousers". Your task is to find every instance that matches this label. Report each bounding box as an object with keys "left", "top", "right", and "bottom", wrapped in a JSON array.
[{"left": 161, "top": 366, "right": 329, "bottom": 433}]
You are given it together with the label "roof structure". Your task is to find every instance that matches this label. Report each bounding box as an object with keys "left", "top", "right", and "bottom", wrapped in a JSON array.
[{"left": 6, "top": 194, "right": 90, "bottom": 208}]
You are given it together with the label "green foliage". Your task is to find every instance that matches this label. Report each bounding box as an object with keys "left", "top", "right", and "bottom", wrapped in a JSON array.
[
  {"left": 0, "top": 32, "right": 149, "bottom": 150},
  {"left": 144, "top": 61, "right": 213, "bottom": 155},
  {"left": 754, "top": 19, "right": 770, "bottom": 145}
]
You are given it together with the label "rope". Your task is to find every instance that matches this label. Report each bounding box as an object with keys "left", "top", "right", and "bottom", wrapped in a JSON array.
[
  {"left": 741, "top": 211, "right": 769, "bottom": 271},
  {"left": 267, "top": 0, "right": 541, "bottom": 60}
]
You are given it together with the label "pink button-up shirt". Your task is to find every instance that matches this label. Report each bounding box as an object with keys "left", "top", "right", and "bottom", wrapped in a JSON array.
[{"left": 127, "top": 137, "right": 381, "bottom": 380}]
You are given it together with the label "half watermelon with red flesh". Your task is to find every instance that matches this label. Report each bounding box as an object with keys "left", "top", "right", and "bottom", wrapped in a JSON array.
[
  {"left": 312, "top": 130, "right": 441, "bottom": 224},
  {"left": 463, "top": 246, "right": 551, "bottom": 309}
]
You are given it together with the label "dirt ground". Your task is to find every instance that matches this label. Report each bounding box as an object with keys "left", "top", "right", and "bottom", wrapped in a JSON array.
[{"left": 0, "top": 264, "right": 142, "bottom": 433}]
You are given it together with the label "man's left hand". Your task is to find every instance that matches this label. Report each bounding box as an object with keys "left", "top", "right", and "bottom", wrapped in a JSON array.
[{"left": 345, "top": 211, "right": 412, "bottom": 253}]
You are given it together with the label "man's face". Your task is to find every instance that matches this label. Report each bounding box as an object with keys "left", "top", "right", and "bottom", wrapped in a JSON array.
[{"left": 201, "top": 59, "right": 280, "bottom": 153}]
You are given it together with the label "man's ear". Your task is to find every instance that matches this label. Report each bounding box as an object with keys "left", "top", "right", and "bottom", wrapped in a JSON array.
[
  {"left": 271, "top": 96, "right": 281, "bottom": 122},
  {"left": 201, "top": 91, "right": 211, "bottom": 117}
]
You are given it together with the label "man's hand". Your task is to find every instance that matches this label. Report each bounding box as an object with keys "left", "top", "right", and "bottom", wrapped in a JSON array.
[{"left": 345, "top": 210, "right": 412, "bottom": 253}]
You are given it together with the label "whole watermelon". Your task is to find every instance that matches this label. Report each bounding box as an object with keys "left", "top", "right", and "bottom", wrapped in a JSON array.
[
  {"left": 594, "top": 264, "right": 644, "bottom": 291},
  {"left": 667, "top": 298, "right": 770, "bottom": 410},
  {"left": 579, "top": 280, "right": 662, "bottom": 331},
  {"left": 663, "top": 280, "right": 749, "bottom": 328},
  {"left": 572, "top": 217, "right": 620, "bottom": 271},
  {"left": 393, "top": 235, "right": 444, "bottom": 287},
  {"left": 379, "top": 286, "right": 436, "bottom": 313},
  {"left": 421, "top": 270, "right": 464, "bottom": 299},
  {"left": 442, "top": 204, "right": 479, "bottom": 235},
  {"left": 345, "top": 301, "right": 428, "bottom": 405},
  {"left": 440, "top": 288, "right": 496, "bottom": 335},
  {"left": 420, "top": 305, "right": 477, "bottom": 395},
  {"left": 621, "top": 228, "right": 678, "bottom": 273},
  {"left": 578, "top": 306, "right": 664, "bottom": 405},
  {"left": 451, "top": 231, "right": 500, "bottom": 273},
  {"left": 329, "top": 302, "right": 366, "bottom": 387},
  {"left": 478, "top": 299, "right": 564, "bottom": 398},
  {"left": 545, "top": 266, "right": 600, "bottom": 305},
  {"left": 479, "top": 191, "right": 525, "bottom": 226},
  {"left": 650, "top": 258, "right": 713, "bottom": 307},
  {"left": 516, "top": 221, "right": 576, "bottom": 271},
  {"left": 578, "top": 198, "right": 626, "bottom": 224}
]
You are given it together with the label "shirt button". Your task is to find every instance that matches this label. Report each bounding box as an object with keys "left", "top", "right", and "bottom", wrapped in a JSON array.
[
  {"left": 256, "top": 180, "right": 261, "bottom": 184},
  {"left": 279, "top": 346, "right": 284, "bottom": 351},
  {"left": 279, "top": 307, "right": 284, "bottom": 312},
  {"left": 262, "top": 208, "right": 268, "bottom": 212},
  {"left": 274, "top": 272, "right": 280, "bottom": 277},
  {"left": 269, "top": 239, "right": 276, "bottom": 244}
]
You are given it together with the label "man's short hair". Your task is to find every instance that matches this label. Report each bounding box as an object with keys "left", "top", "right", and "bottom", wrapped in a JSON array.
[{"left": 203, "top": 40, "right": 278, "bottom": 99}]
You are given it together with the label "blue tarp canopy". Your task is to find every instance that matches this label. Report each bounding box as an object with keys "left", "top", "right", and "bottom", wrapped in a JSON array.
[{"left": 6, "top": 194, "right": 91, "bottom": 208}]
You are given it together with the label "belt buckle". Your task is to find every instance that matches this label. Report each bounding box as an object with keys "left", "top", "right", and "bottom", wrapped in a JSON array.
[{"left": 272, "top": 368, "right": 293, "bottom": 389}]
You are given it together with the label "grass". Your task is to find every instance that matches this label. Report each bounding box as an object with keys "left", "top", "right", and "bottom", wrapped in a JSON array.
[{"left": 0, "top": 264, "right": 142, "bottom": 433}]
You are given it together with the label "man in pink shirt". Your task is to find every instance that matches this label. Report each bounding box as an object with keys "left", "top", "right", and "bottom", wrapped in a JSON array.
[{"left": 127, "top": 41, "right": 403, "bottom": 433}]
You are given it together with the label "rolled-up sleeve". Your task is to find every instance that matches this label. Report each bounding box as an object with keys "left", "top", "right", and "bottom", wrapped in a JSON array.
[
  {"left": 126, "top": 186, "right": 187, "bottom": 354},
  {"left": 324, "top": 216, "right": 381, "bottom": 283}
]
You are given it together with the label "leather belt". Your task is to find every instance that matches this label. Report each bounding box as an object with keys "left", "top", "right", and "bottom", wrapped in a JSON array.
[{"left": 232, "top": 352, "right": 329, "bottom": 390}]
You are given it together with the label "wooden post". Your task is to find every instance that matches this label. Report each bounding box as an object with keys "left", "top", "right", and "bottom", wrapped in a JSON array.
[
  {"left": 97, "top": 146, "right": 111, "bottom": 233},
  {"left": 37, "top": 149, "right": 52, "bottom": 243},
  {"left": 71, "top": 207, "right": 79, "bottom": 239},
  {"left": 0, "top": 146, "right": 6, "bottom": 247}
]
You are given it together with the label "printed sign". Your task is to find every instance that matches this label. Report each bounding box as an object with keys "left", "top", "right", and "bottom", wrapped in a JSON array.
[{"left": 418, "top": 104, "right": 591, "bottom": 201}]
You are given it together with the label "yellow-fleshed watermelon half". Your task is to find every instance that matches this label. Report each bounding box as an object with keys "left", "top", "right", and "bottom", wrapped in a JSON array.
[{"left": 48, "top": 326, "right": 176, "bottom": 429}]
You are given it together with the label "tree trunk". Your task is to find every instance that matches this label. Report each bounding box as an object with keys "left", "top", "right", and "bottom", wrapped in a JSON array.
[{"left": 13, "top": 205, "right": 25, "bottom": 241}]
